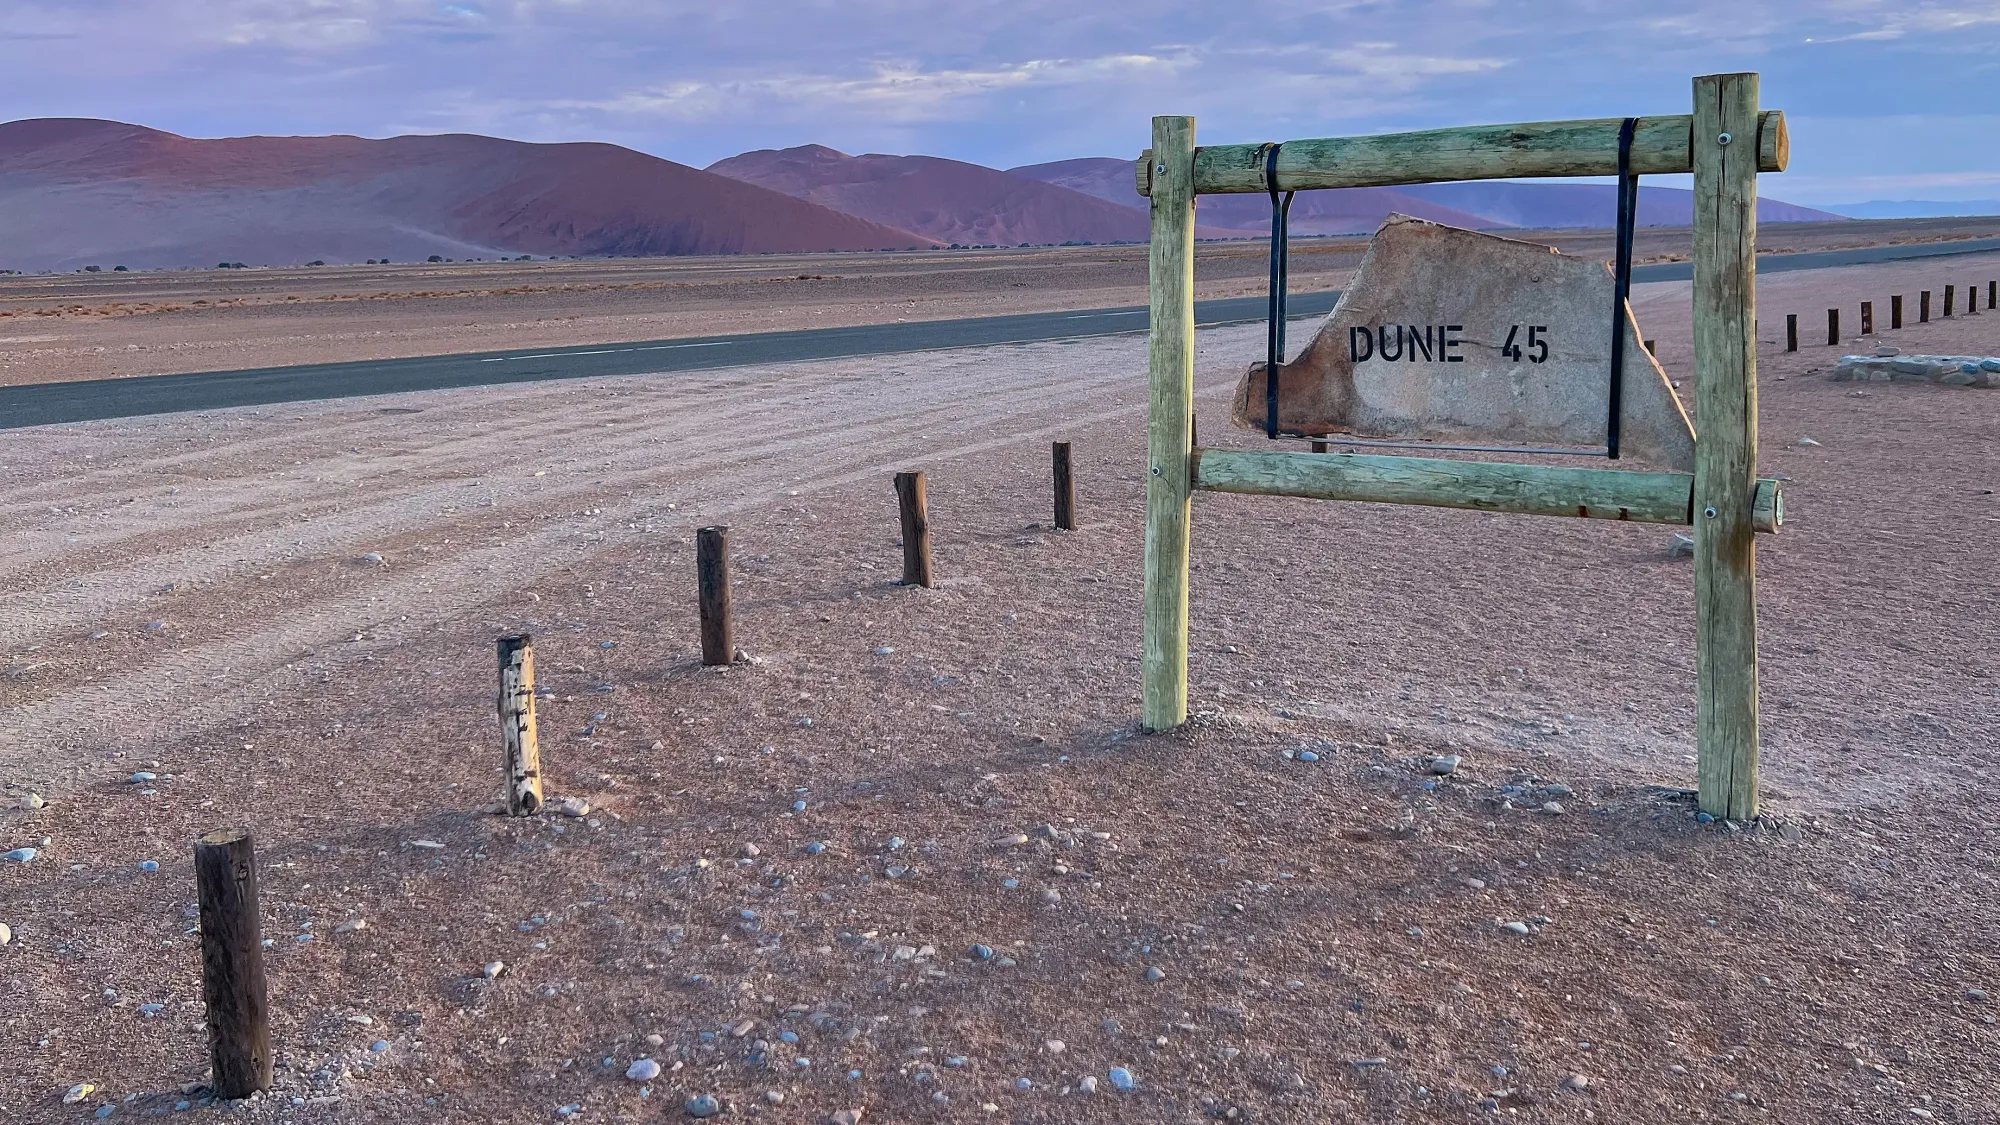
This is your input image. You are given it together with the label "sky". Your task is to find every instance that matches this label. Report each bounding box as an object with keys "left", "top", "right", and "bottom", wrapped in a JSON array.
[{"left": 3, "top": 0, "right": 1999, "bottom": 204}]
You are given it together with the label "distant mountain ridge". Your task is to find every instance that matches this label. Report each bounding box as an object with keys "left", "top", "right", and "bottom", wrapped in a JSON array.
[
  {"left": 1823, "top": 200, "right": 2000, "bottom": 219},
  {"left": 0, "top": 118, "right": 937, "bottom": 272},
  {"left": 0, "top": 118, "right": 1859, "bottom": 274},
  {"left": 706, "top": 145, "right": 1260, "bottom": 245}
]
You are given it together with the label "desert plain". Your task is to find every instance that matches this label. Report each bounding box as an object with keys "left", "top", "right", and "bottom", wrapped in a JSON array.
[{"left": 1, "top": 229, "right": 1998, "bottom": 1123}]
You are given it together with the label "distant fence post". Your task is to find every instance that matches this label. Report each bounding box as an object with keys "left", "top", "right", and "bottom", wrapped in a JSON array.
[
  {"left": 1945, "top": 284, "right": 1956, "bottom": 317},
  {"left": 1921, "top": 290, "right": 1931, "bottom": 322},
  {"left": 696, "top": 526, "right": 733, "bottom": 666},
  {"left": 1785, "top": 314, "right": 1797, "bottom": 352},
  {"left": 1892, "top": 294, "right": 1903, "bottom": 329},
  {"left": 1051, "top": 443, "right": 1077, "bottom": 531},
  {"left": 195, "top": 828, "right": 272, "bottom": 1100},
  {"left": 1826, "top": 308, "right": 1839, "bottom": 347},
  {"left": 894, "top": 471, "right": 934, "bottom": 588},
  {"left": 497, "top": 635, "right": 543, "bottom": 816},
  {"left": 1860, "top": 301, "right": 1873, "bottom": 335}
]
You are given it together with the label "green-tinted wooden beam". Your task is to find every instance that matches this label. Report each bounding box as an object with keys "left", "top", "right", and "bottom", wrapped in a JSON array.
[
  {"left": 1136, "top": 111, "right": 1787, "bottom": 197},
  {"left": 1189, "top": 448, "right": 1783, "bottom": 532},
  {"left": 1140, "top": 116, "right": 1198, "bottom": 734},
  {"left": 1691, "top": 73, "right": 1765, "bottom": 823}
]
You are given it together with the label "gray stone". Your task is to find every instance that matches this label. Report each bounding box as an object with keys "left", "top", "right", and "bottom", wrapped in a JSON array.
[
  {"left": 0, "top": 922, "right": 10, "bottom": 945},
  {"left": 626, "top": 1058, "right": 660, "bottom": 1081},
  {"left": 1039, "top": 888, "right": 1062, "bottom": 905},
  {"left": 684, "top": 1094, "right": 720, "bottom": 1117},
  {"left": 1077, "top": 1075, "right": 1098, "bottom": 1094},
  {"left": 1234, "top": 216, "right": 1696, "bottom": 469},
  {"left": 1560, "top": 1074, "right": 1591, "bottom": 1092},
  {"left": 1429, "top": 755, "right": 1462, "bottom": 776},
  {"left": 1145, "top": 965, "right": 1166, "bottom": 983},
  {"left": 2, "top": 848, "right": 35, "bottom": 863},
  {"left": 555, "top": 796, "right": 590, "bottom": 818},
  {"left": 1502, "top": 921, "right": 1533, "bottom": 935},
  {"left": 1669, "top": 533, "right": 1695, "bottom": 557}
]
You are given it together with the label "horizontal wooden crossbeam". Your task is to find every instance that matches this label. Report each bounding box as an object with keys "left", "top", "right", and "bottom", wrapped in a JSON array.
[
  {"left": 1190, "top": 448, "right": 1781, "bottom": 533},
  {"left": 1136, "top": 112, "right": 1787, "bottom": 197}
]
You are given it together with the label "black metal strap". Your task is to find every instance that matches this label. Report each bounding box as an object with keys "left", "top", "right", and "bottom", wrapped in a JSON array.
[
  {"left": 1264, "top": 143, "right": 1295, "bottom": 439},
  {"left": 1607, "top": 117, "right": 1639, "bottom": 460}
]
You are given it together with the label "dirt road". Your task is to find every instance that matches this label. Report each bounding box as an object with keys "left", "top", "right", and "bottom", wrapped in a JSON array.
[{"left": 1, "top": 252, "right": 1996, "bottom": 1122}]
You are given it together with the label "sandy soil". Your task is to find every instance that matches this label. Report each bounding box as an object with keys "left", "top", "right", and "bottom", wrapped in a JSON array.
[
  {"left": 3, "top": 218, "right": 1998, "bottom": 388},
  {"left": 1, "top": 253, "right": 1997, "bottom": 1123}
]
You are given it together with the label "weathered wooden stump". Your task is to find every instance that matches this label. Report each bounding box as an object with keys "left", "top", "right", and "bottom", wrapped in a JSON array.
[
  {"left": 894, "top": 471, "right": 933, "bottom": 588},
  {"left": 195, "top": 828, "right": 272, "bottom": 1099},
  {"left": 496, "top": 634, "right": 542, "bottom": 816},
  {"left": 697, "top": 526, "right": 733, "bottom": 666}
]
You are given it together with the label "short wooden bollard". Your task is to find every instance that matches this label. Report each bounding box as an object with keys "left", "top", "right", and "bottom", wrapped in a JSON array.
[
  {"left": 1971, "top": 282, "right": 1982, "bottom": 315},
  {"left": 195, "top": 828, "right": 272, "bottom": 1099},
  {"left": 1309, "top": 440, "right": 1329, "bottom": 453},
  {"left": 1826, "top": 308, "right": 1839, "bottom": 346},
  {"left": 696, "top": 526, "right": 733, "bottom": 666},
  {"left": 1051, "top": 443, "right": 1077, "bottom": 531},
  {"left": 1784, "top": 314, "right": 1797, "bottom": 352},
  {"left": 496, "top": 634, "right": 543, "bottom": 816},
  {"left": 894, "top": 471, "right": 934, "bottom": 588},
  {"left": 1944, "top": 284, "right": 1955, "bottom": 317},
  {"left": 1892, "top": 294, "right": 1904, "bottom": 329},
  {"left": 1860, "top": 301, "right": 1873, "bottom": 334},
  {"left": 1989, "top": 280, "right": 1996, "bottom": 311},
  {"left": 1921, "top": 290, "right": 1931, "bottom": 322}
]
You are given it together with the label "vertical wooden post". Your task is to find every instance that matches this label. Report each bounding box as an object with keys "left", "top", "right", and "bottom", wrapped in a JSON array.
[
  {"left": 1971, "top": 282, "right": 1982, "bottom": 314},
  {"left": 497, "top": 635, "right": 542, "bottom": 816},
  {"left": 894, "top": 471, "right": 933, "bottom": 588},
  {"left": 195, "top": 828, "right": 272, "bottom": 1099},
  {"left": 1784, "top": 314, "right": 1796, "bottom": 352},
  {"left": 697, "top": 526, "right": 733, "bottom": 666},
  {"left": 1988, "top": 280, "right": 1995, "bottom": 311},
  {"left": 1142, "top": 115, "right": 1197, "bottom": 733},
  {"left": 1691, "top": 72, "right": 1763, "bottom": 822},
  {"left": 1309, "top": 440, "right": 1329, "bottom": 453},
  {"left": 1892, "top": 294, "right": 1903, "bottom": 329},
  {"left": 1860, "top": 301, "right": 1873, "bottom": 334},
  {"left": 1921, "top": 290, "right": 1931, "bottom": 322},
  {"left": 1051, "top": 442, "right": 1076, "bottom": 531},
  {"left": 1944, "top": 284, "right": 1955, "bottom": 317},
  {"left": 1826, "top": 308, "right": 1839, "bottom": 346}
]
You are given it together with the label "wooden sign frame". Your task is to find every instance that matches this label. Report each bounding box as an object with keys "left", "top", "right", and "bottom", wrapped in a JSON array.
[{"left": 1138, "top": 73, "right": 1781, "bottom": 822}]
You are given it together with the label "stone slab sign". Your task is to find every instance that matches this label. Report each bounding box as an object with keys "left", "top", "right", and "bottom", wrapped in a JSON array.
[
  {"left": 1832, "top": 353, "right": 2000, "bottom": 387},
  {"left": 1232, "top": 215, "right": 1696, "bottom": 470}
]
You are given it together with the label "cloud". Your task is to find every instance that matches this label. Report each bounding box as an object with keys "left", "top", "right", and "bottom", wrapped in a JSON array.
[{"left": 0, "top": 0, "right": 1996, "bottom": 193}]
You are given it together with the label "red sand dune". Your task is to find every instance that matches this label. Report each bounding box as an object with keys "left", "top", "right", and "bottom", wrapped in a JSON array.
[
  {"left": 707, "top": 145, "right": 1260, "bottom": 245},
  {"left": 1009, "top": 156, "right": 1848, "bottom": 233},
  {"left": 0, "top": 118, "right": 937, "bottom": 271}
]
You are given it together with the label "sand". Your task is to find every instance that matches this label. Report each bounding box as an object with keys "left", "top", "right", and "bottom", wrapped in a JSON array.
[
  {"left": 3, "top": 217, "right": 1998, "bottom": 388},
  {"left": 0, "top": 251, "right": 1997, "bottom": 1122}
]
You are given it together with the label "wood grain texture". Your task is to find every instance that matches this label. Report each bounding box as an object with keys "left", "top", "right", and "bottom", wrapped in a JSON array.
[
  {"left": 895, "top": 471, "right": 934, "bottom": 589},
  {"left": 195, "top": 827, "right": 272, "bottom": 1099},
  {"left": 1052, "top": 441, "right": 1076, "bottom": 531},
  {"left": 696, "top": 525, "right": 733, "bottom": 666},
  {"left": 1136, "top": 111, "right": 1787, "bottom": 196},
  {"left": 1192, "top": 449, "right": 1781, "bottom": 532},
  {"left": 1195, "top": 448, "right": 1691, "bottom": 523},
  {"left": 1691, "top": 73, "right": 1763, "bottom": 822},
  {"left": 1141, "top": 116, "right": 1196, "bottom": 733},
  {"left": 496, "top": 634, "right": 543, "bottom": 816}
]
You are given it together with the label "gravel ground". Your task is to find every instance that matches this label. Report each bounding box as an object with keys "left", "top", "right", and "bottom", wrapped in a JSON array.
[{"left": 1, "top": 253, "right": 1997, "bottom": 1123}]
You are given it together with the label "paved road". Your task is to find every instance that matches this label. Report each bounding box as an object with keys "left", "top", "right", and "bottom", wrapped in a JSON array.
[{"left": 7, "top": 236, "right": 1999, "bottom": 429}]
